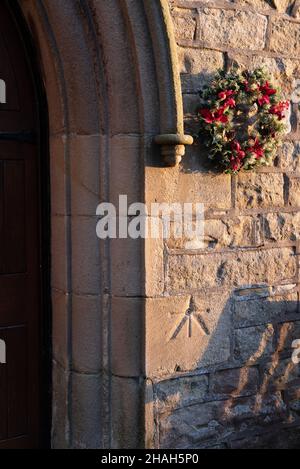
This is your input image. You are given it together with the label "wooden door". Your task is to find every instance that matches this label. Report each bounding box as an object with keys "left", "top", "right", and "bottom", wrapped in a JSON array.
[{"left": 0, "top": 2, "right": 44, "bottom": 449}]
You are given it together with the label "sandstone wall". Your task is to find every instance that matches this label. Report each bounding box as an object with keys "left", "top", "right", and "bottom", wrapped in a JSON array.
[{"left": 149, "top": 0, "right": 300, "bottom": 449}]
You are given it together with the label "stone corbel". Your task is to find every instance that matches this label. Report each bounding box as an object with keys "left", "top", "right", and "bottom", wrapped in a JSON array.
[
  {"left": 144, "top": 0, "right": 194, "bottom": 167},
  {"left": 154, "top": 133, "right": 194, "bottom": 166}
]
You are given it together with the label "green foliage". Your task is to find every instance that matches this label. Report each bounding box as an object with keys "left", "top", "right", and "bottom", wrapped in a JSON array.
[{"left": 198, "top": 68, "right": 289, "bottom": 174}]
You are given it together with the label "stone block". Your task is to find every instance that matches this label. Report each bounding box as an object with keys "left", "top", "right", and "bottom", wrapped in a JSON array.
[
  {"left": 262, "top": 359, "right": 300, "bottom": 391},
  {"left": 269, "top": 18, "right": 300, "bottom": 56},
  {"left": 234, "top": 0, "right": 275, "bottom": 9},
  {"left": 145, "top": 167, "right": 232, "bottom": 210},
  {"left": 70, "top": 135, "right": 101, "bottom": 216},
  {"left": 166, "top": 248, "right": 296, "bottom": 293},
  {"left": 145, "top": 292, "right": 232, "bottom": 376},
  {"left": 72, "top": 294, "right": 102, "bottom": 373},
  {"left": 277, "top": 321, "right": 300, "bottom": 352},
  {"left": 109, "top": 135, "right": 142, "bottom": 209},
  {"left": 159, "top": 399, "right": 223, "bottom": 449},
  {"left": 155, "top": 374, "right": 209, "bottom": 413},
  {"left": 111, "top": 297, "right": 143, "bottom": 377},
  {"left": 234, "top": 324, "right": 275, "bottom": 363},
  {"left": 257, "top": 212, "right": 300, "bottom": 243},
  {"left": 52, "top": 362, "right": 70, "bottom": 449},
  {"left": 145, "top": 217, "right": 164, "bottom": 296},
  {"left": 50, "top": 135, "right": 68, "bottom": 216},
  {"left": 288, "top": 177, "right": 300, "bottom": 207},
  {"left": 198, "top": 9, "right": 267, "bottom": 51},
  {"left": 167, "top": 216, "right": 254, "bottom": 250},
  {"left": 276, "top": 142, "right": 300, "bottom": 172},
  {"left": 210, "top": 366, "right": 259, "bottom": 397},
  {"left": 234, "top": 293, "right": 299, "bottom": 327},
  {"left": 236, "top": 173, "right": 284, "bottom": 210},
  {"left": 178, "top": 47, "right": 225, "bottom": 92},
  {"left": 51, "top": 215, "right": 69, "bottom": 292},
  {"left": 52, "top": 290, "right": 69, "bottom": 368},
  {"left": 111, "top": 376, "right": 143, "bottom": 449},
  {"left": 71, "top": 216, "right": 101, "bottom": 295},
  {"left": 71, "top": 372, "right": 102, "bottom": 448},
  {"left": 159, "top": 392, "right": 286, "bottom": 448},
  {"left": 110, "top": 236, "right": 143, "bottom": 296},
  {"left": 172, "top": 10, "right": 197, "bottom": 41}
]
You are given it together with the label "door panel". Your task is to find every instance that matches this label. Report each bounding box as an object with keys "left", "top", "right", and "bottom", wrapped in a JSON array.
[{"left": 0, "top": 2, "right": 43, "bottom": 449}]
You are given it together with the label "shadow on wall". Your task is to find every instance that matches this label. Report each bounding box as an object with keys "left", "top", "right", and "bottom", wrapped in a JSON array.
[{"left": 152, "top": 291, "right": 300, "bottom": 449}]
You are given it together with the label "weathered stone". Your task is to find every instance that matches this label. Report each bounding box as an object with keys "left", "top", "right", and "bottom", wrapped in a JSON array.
[
  {"left": 257, "top": 212, "right": 300, "bottom": 243},
  {"left": 70, "top": 135, "right": 101, "bottom": 216},
  {"left": 276, "top": 142, "right": 300, "bottom": 172},
  {"left": 51, "top": 215, "right": 69, "bottom": 292},
  {"left": 52, "top": 290, "right": 69, "bottom": 368},
  {"left": 262, "top": 359, "right": 300, "bottom": 391},
  {"left": 71, "top": 216, "right": 101, "bottom": 295},
  {"left": 166, "top": 248, "right": 296, "bottom": 292},
  {"left": 284, "top": 378, "right": 300, "bottom": 414},
  {"left": 145, "top": 168, "right": 232, "bottom": 210},
  {"left": 167, "top": 216, "right": 254, "bottom": 250},
  {"left": 203, "top": 217, "right": 253, "bottom": 249},
  {"left": 146, "top": 293, "right": 232, "bottom": 376},
  {"left": 111, "top": 297, "right": 143, "bottom": 377},
  {"left": 50, "top": 135, "right": 68, "bottom": 216},
  {"left": 272, "top": 0, "right": 295, "bottom": 12},
  {"left": 288, "top": 177, "right": 300, "bottom": 207},
  {"left": 159, "top": 399, "right": 224, "bottom": 448},
  {"left": 145, "top": 218, "right": 164, "bottom": 296},
  {"left": 183, "top": 93, "right": 199, "bottom": 115},
  {"left": 111, "top": 235, "right": 143, "bottom": 296},
  {"left": 178, "top": 47, "right": 225, "bottom": 92},
  {"left": 210, "top": 367, "right": 259, "bottom": 397},
  {"left": 52, "top": 362, "right": 70, "bottom": 449},
  {"left": 269, "top": 18, "right": 300, "bottom": 56},
  {"left": 155, "top": 375, "right": 209, "bottom": 412},
  {"left": 159, "top": 392, "right": 286, "bottom": 448},
  {"left": 277, "top": 321, "right": 300, "bottom": 351},
  {"left": 236, "top": 173, "right": 284, "bottom": 210},
  {"left": 292, "top": 0, "right": 300, "bottom": 19},
  {"left": 72, "top": 294, "right": 102, "bottom": 374},
  {"left": 234, "top": 324, "right": 275, "bottom": 363},
  {"left": 111, "top": 377, "right": 143, "bottom": 449},
  {"left": 234, "top": 0, "right": 275, "bottom": 9},
  {"left": 234, "top": 293, "right": 299, "bottom": 327},
  {"left": 72, "top": 372, "right": 102, "bottom": 449},
  {"left": 220, "top": 392, "right": 286, "bottom": 425},
  {"left": 198, "top": 9, "right": 267, "bottom": 50},
  {"left": 172, "top": 9, "right": 197, "bottom": 41},
  {"left": 229, "top": 425, "right": 300, "bottom": 449},
  {"left": 110, "top": 135, "right": 142, "bottom": 209}
]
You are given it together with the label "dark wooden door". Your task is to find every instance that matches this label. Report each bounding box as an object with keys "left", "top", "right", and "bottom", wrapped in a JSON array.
[{"left": 0, "top": 3, "right": 43, "bottom": 449}]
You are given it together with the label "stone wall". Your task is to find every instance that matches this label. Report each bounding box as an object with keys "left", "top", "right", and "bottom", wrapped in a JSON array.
[{"left": 148, "top": 0, "right": 300, "bottom": 449}]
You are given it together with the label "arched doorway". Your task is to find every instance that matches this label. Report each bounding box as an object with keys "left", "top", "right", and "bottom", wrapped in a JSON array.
[
  {"left": 0, "top": 2, "right": 50, "bottom": 449},
  {"left": 14, "top": 0, "right": 188, "bottom": 448}
]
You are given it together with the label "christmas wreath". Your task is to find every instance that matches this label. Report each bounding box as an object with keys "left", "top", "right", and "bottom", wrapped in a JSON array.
[{"left": 198, "top": 68, "right": 289, "bottom": 174}]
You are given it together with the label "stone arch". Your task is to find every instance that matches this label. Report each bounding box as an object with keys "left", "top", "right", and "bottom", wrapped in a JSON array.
[{"left": 16, "top": 0, "right": 189, "bottom": 449}]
